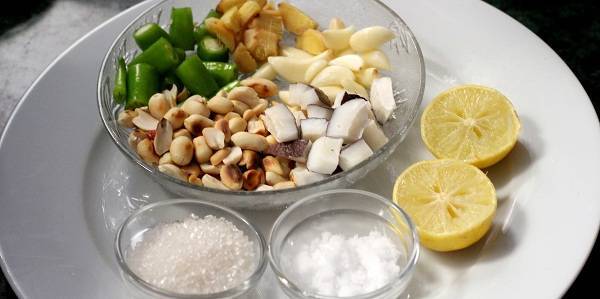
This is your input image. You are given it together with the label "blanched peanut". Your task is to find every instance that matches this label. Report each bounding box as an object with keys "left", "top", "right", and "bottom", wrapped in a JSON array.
[
  {"left": 277, "top": 157, "right": 293, "bottom": 177},
  {"left": 170, "top": 136, "right": 194, "bottom": 166},
  {"left": 228, "top": 86, "right": 260, "bottom": 108},
  {"left": 239, "top": 150, "right": 258, "bottom": 169},
  {"left": 181, "top": 162, "right": 201, "bottom": 177},
  {"left": 252, "top": 99, "right": 269, "bottom": 115},
  {"left": 184, "top": 114, "right": 214, "bottom": 136},
  {"left": 181, "top": 95, "right": 210, "bottom": 117},
  {"left": 263, "top": 156, "right": 285, "bottom": 176},
  {"left": 273, "top": 181, "right": 296, "bottom": 189},
  {"left": 118, "top": 110, "right": 138, "bottom": 128},
  {"left": 256, "top": 184, "right": 274, "bottom": 191},
  {"left": 242, "top": 169, "right": 263, "bottom": 190},
  {"left": 247, "top": 118, "right": 267, "bottom": 135},
  {"left": 193, "top": 136, "right": 213, "bottom": 163},
  {"left": 214, "top": 114, "right": 225, "bottom": 121},
  {"left": 266, "top": 171, "right": 286, "bottom": 185},
  {"left": 232, "top": 100, "right": 251, "bottom": 115},
  {"left": 228, "top": 117, "right": 247, "bottom": 134},
  {"left": 202, "top": 174, "right": 229, "bottom": 190},
  {"left": 207, "top": 95, "right": 234, "bottom": 114},
  {"left": 240, "top": 77, "right": 278, "bottom": 98},
  {"left": 223, "top": 146, "right": 243, "bottom": 165},
  {"left": 173, "top": 128, "right": 192, "bottom": 139},
  {"left": 159, "top": 152, "right": 173, "bottom": 165},
  {"left": 220, "top": 164, "right": 243, "bottom": 190},
  {"left": 163, "top": 107, "right": 188, "bottom": 129},
  {"left": 136, "top": 138, "right": 159, "bottom": 164},
  {"left": 188, "top": 174, "right": 203, "bottom": 186},
  {"left": 128, "top": 129, "right": 148, "bottom": 148},
  {"left": 224, "top": 112, "right": 241, "bottom": 121},
  {"left": 200, "top": 163, "right": 222, "bottom": 175},
  {"left": 203, "top": 128, "right": 226, "bottom": 150},
  {"left": 210, "top": 148, "right": 231, "bottom": 166},
  {"left": 242, "top": 109, "right": 257, "bottom": 122},
  {"left": 265, "top": 135, "right": 278, "bottom": 145},
  {"left": 148, "top": 93, "right": 171, "bottom": 119},
  {"left": 214, "top": 119, "right": 231, "bottom": 143},
  {"left": 231, "top": 132, "right": 269, "bottom": 152},
  {"left": 158, "top": 164, "right": 188, "bottom": 181}
]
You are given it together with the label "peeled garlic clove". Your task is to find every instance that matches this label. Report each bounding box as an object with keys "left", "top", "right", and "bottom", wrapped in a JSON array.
[
  {"left": 328, "top": 17, "right": 346, "bottom": 30},
  {"left": 304, "top": 59, "right": 328, "bottom": 83},
  {"left": 310, "top": 66, "right": 355, "bottom": 87},
  {"left": 301, "top": 118, "right": 328, "bottom": 142},
  {"left": 329, "top": 54, "right": 364, "bottom": 71},
  {"left": 318, "top": 86, "right": 344, "bottom": 105},
  {"left": 154, "top": 118, "right": 173, "bottom": 155},
  {"left": 327, "top": 99, "right": 370, "bottom": 143},
  {"left": 268, "top": 56, "right": 313, "bottom": 83},
  {"left": 361, "top": 50, "right": 391, "bottom": 70},
  {"left": 363, "top": 119, "right": 388, "bottom": 150},
  {"left": 307, "top": 105, "right": 333, "bottom": 120},
  {"left": 278, "top": 91, "right": 292, "bottom": 106},
  {"left": 158, "top": 164, "right": 188, "bottom": 181},
  {"left": 306, "top": 137, "right": 343, "bottom": 174},
  {"left": 290, "top": 164, "right": 328, "bottom": 186},
  {"left": 341, "top": 78, "right": 369, "bottom": 99},
  {"left": 369, "top": 77, "right": 396, "bottom": 123},
  {"left": 281, "top": 46, "right": 313, "bottom": 59},
  {"left": 349, "top": 26, "right": 395, "bottom": 52},
  {"left": 322, "top": 26, "right": 355, "bottom": 51},
  {"left": 132, "top": 108, "right": 159, "bottom": 131},
  {"left": 339, "top": 139, "right": 373, "bottom": 170},
  {"left": 357, "top": 68, "right": 379, "bottom": 89},
  {"left": 253, "top": 63, "right": 278, "bottom": 80},
  {"left": 264, "top": 104, "right": 299, "bottom": 142}
]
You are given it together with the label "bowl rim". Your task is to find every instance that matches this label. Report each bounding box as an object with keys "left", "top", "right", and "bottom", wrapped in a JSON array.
[
  {"left": 114, "top": 198, "right": 268, "bottom": 298},
  {"left": 97, "top": 0, "right": 426, "bottom": 197},
  {"left": 267, "top": 189, "right": 420, "bottom": 299}
]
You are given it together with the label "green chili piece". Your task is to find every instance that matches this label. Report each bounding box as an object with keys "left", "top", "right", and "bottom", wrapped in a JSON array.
[
  {"left": 133, "top": 23, "right": 171, "bottom": 50},
  {"left": 204, "top": 9, "right": 222, "bottom": 20},
  {"left": 163, "top": 71, "right": 182, "bottom": 90},
  {"left": 129, "top": 37, "right": 179, "bottom": 73},
  {"left": 113, "top": 57, "right": 127, "bottom": 104},
  {"left": 169, "top": 7, "right": 195, "bottom": 50},
  {"left": 196, "top": 35, "right": 229, "bottom": 62},
  {"left": 203, "top": 62, "right": 238, "bottom": 87},
  {"left": 126, "top": 63, "right": 159, "bottom": 109},
  {"left": 193, "top": 24, "right": 214, "bottom": 43},
  {"left": 174, "top": 47, "right": 186, "bottom": 64},
  {"left": 175, "top": 56, "right": 219, "bottom": 98}
]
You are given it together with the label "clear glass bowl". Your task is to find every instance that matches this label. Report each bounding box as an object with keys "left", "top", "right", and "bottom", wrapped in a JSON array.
[
  {"left": 115, "top": 199, "right": 267, "bottom": 298},
  {"left": 268, "top": 189, "right": 419, "bottom": 299},
  {"left": 97, "top": 0, "right": 425, "bottom": 209}
]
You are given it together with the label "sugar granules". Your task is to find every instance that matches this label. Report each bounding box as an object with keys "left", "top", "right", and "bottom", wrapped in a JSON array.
[
  {"left": 290, "top": 231, "right": 402, "bottom": 297},
  {"left": 127, "top": 214, "right": 256, "bottom": 294}
]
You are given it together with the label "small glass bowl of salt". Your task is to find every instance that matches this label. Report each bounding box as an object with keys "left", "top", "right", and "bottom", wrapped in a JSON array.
[
  {"left": 269, "top": 189, "right": 419, "bottom": 299},
  {"left": 115, "top": 199, "right": 267, "bottom": 298}
]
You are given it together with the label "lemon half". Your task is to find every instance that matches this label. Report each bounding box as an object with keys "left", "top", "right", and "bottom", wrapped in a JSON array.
[
  {"left": 393, "top": 159, "right": 497, "bottom": 251},
  {"left": 421, "top": 85, "right": 520, "bottom": 168}
]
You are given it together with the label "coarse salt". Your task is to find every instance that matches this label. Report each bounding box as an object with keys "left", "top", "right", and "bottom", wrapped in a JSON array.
[
  {"left": 289, "top": 230, "right": 402, "bottom": 297},
  {"left": 127, "top": 214, "right": 256, "bottom": 294}
]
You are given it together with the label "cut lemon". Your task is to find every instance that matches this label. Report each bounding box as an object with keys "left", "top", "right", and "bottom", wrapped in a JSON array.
[
  {"left": 421, "top": 85, "right": 520, "bottom": 168},
  {"left": 393, "top": 159, "right": 496, "bottom": 251}
]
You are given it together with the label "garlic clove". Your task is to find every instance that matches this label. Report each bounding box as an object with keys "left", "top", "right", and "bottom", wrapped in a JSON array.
[
  {"left": 329, "top": 54, "right": 364, "bottom": 71},
  {"left": 310, "top": 65, "right": 355, "bottom": 87}
]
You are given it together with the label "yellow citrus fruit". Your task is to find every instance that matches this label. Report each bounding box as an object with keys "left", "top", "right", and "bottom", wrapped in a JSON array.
[
  {"left": 393, "top": 159, "right": 497, "bottom": 251},
  {"left": 421, "top": 85, "right": 520, "bottom": 168}
]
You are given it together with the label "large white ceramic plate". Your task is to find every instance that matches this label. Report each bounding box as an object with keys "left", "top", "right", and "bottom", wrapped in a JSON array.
[{"left": 0, "top": 0, "right": 598, "bottom": 298}]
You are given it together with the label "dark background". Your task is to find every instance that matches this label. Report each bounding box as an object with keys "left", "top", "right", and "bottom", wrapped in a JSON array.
[{"left": 0, "top": 0, "right": 597, "bottom": 298}]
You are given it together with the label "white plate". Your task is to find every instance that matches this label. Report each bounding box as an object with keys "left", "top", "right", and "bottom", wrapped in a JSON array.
[{"left": 0, "top": 0, "right": 598, "bottom": 298}]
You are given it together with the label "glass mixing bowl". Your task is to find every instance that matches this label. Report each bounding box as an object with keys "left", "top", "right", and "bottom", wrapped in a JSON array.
[{"left": 97, "top": 0, "right": 425, "bottom": 209}]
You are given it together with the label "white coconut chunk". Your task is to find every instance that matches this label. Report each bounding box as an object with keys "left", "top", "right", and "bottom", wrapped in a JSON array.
[
  {"left": 307, "top": 105, "right": 333, "bottom": 120},
  {"left": 369, "top": 77, "right": 396, "bottom": 123},
  {"left": 264, "top": 104, "right": 299, "bottom": 142},
  {"left": 288, "top": 83, "right": 312, "bottom": 107},
  {"left": 363, "top": 119, "right": 388, "bottom": 150},
  {"left": 339, "top": 139, "right": 374, "bottom": 170},
  {"left": 327, "top": 99, "right": 370, "bottom": 143},
  {"left": 291, "top": 109, "right": 306, "bottom": 127},
  {"left": 306, "top": 137, "right": 343, "bottom": 174},
  {"left": 290, "top": 165, "right": 328, "bottom": 186},
  {"left": 301, "top": 118, "right": 328, "bottom": 142}
]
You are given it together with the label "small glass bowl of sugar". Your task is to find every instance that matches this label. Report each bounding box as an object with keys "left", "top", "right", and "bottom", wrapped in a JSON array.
[
  {"left": 115, "top": 199, "right": 267, "bottom": 298},
  {"left": 269, "top": 189, "right": 419, "bottom": 299}
]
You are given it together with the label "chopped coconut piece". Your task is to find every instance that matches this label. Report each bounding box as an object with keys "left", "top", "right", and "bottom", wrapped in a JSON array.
[
  {"left": 290, "top": 165, "right": 328, "bottom": 186},
  {"left": 306, "top": 137, "right": 343, "bottom": 174},
  {"left": 327, "top": 99, "right": 370, "bottom": 143},
  {"left": 291, "top": 109, "right": 306, "bottom": 127},
  {"left": 369, "top": 77, "right": 396, "bottom": 123},
  {"left": 362, "top": 119, "right": 388, "bottom": 150},
  {"left": 288, "top": 83, "right": 312, "bottom": 107},
  {"left": 306, "top": 105, "right": 333, "bottom": 120},
  {"left": 339, "top": 139, "right": 374, "bottom": 170},
  {"left": 301, "top": 118, "right": 328, "bottom": 142},
  {"left": 264, "top": 104, "right": 299, "bottom": 142}
]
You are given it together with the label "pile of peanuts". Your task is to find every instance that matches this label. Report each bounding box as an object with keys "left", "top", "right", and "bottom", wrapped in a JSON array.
[{"left": 118, "top": 78, "right": 300, "bottom": 191}]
